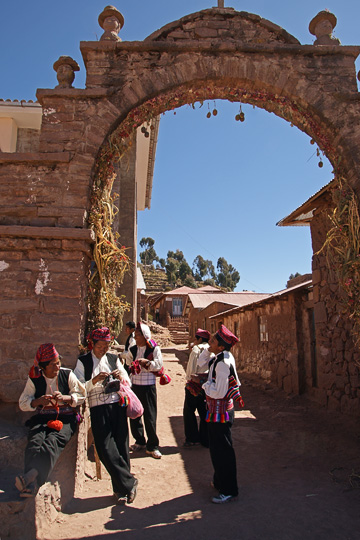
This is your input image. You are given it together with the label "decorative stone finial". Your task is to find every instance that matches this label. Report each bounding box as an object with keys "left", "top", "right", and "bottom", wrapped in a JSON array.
[
  {"left": 309, "top": 10, "right": 340, "bottom": 46},
  {"left": 98, "top": 5, "right": 124, "bottom": 42},
  {"left": 53, "top": 56, "right": 80, "bottom": 89}
]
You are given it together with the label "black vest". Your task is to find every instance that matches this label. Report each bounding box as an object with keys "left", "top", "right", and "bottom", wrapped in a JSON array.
[
  {"left": 77, "top": 352, "right": 118, "bottom": 381},
  {"left": 125, "top": 332, "right": 135, "bottom": 352},
  {"left": 31, "top": 367, "right": 71, "bottom": 399},
  {"left": 129, "top": 344, "right": 154, "bottom": 361},
  {"left": 209, "top": 353, "right": 236, "bottom": 381}
]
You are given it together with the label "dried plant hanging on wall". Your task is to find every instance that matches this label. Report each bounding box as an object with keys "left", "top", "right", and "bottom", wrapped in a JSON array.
[
  {"left": 317, "top": 176, "right": 360, "bottom": 351},
  {"left": 88, "top": 135, "right": 132, "bottom": 337}
]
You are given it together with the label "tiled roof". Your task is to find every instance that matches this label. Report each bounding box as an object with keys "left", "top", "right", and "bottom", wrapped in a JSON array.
[
  {"left": 209, "top": 280, "right": 312, "bottom": 318},
  {"left": 0, "top": 99, "right": 40, "bottom": 105},
  {"left": 277, "top": 180, "right": 334, "bottom": 227},
  {"left": 188, "top": 292, "right": 270, "bottom": 310}
]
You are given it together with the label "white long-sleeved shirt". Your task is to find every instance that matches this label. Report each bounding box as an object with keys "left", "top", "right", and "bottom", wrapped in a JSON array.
[
  {"left": 124, "top": 345, "right": 163, "bottom": 385},
  {"left": 185, "top": 342, "right": 209, "bottom": 380},
  {"left": 74, "top": 352, "right": 130, "bottom": 408},
  {"left": 19, "top": 369, "right": 86, "bottom": 412},
  {"left": 198, "top": 349, "right": 240, "bottom": 400}
]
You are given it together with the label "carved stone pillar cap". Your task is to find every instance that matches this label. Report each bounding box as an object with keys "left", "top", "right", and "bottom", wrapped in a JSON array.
[
  {"left": 309, "top": 10, "right": 337, "bottom": 36},
  {"left": 53, "top": 56, "right": 80, "bottom": 72},
  {"left": 98, "top": 5, "right": 124, "bottom": 29}
]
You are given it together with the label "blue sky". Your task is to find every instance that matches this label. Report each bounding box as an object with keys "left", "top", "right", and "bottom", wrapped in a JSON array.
[{"left": 1, "top": 1, "right": 359, "bottom": 293}]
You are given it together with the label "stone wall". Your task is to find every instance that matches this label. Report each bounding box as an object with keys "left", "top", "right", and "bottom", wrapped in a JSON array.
[
  {"left": 217, "top": 286, "right": 313, "bottom": 396},
  {"left": 311, "top": 205, "right": 360, "bottom": 415},
  {"left": 0, "top": 226, "right": 93, "bottom": 401},
  {"left": 16, "top": 128, "right": 40, "bottom": 153}
]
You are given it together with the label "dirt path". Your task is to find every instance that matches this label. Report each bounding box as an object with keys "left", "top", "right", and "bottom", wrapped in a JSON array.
[{"left": 44, "top": 346, "right": 360, "bottom": 540}]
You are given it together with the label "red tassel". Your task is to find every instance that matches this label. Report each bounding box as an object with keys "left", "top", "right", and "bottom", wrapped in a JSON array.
[
  {"left": 47, "top": 419, "right": 63, "bottom": 431},
  {"left": 159, "top": 374, "right": 171, "bottom": 385},
  {"left": 47, "top": 405, "right": 63, "bottom": 430}
]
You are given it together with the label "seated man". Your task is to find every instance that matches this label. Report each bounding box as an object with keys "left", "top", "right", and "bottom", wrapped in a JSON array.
[
  {"left": 74, "top": 327, "right": 138, "bottom": 505},
  {"left": 16, "top": 343, "right": 86, "bottom": 497}
]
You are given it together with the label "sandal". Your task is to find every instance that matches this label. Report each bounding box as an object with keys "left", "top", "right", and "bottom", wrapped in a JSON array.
[
  {"left": 15, "top": 475, "right": 26, "bottom": 492},
  {"left": 19, "top": 482, "right": 37, "bottom": 498}
]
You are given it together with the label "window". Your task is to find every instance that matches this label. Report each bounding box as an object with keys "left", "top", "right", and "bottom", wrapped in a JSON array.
[
  {"left": 259, "top": 316, "right": 268, "bottom": 342},
  {"left": 234, "top": 321, "right": 239, "bottom": 341},
  {"left": 172, "top": 298, "right": 182, "bottom": 316},
  {"left": 211, "top": 322, "right": 215, "bottom": 334}
]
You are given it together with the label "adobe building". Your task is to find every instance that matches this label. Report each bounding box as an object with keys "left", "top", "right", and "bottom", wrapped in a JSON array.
[
  {"left": 1, "top": 4, "right": 360, "bottom": 420},
  {"left": 185, "top": 290, "right": 270, "bottom": 340},
  {"left": 210, "top": 279, "right": 314, "bottom": 397}
]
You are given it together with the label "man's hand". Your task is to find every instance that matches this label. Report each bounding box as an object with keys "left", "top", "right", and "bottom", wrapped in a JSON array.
[
  {"left": 111, "top": 369, "right": 124, "bottom": 381},
  {"left": 31, "top": 394, "right": 54, "bottom": 408},
  {"left": 92, "top": 372, "right": 109, "bottom": 385},
  {"left": 138, "top": 358, "right": 151, "bottom": 369},
  {"left": 52, "top": 391, "right": 72, "bottom": 404}
]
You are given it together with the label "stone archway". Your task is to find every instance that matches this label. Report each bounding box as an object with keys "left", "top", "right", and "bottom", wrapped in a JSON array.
[{"left": 1, "top": 6, "right": 360, "bottom": 409}]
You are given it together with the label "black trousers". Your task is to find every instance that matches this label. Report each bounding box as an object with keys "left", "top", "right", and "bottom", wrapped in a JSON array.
[
  {"left": 130, "top": 384, "right": 159, "bottom": 451},
  {"left": 208, "top": 409, "right": 238, "bottom": 496},
  {"left": 90, "top": 403, "right": 135, "bottom": 497},
  {"left": 25, "top": 414, "right": 77, "bottom": 486},
  {"left": 183, "top": 388, "right": 209, "bottom": 447}
]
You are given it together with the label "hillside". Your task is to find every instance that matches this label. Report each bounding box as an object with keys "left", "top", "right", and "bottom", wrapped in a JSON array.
[{"left": 140, "top": 264, "right": 170, "bottom": 295}]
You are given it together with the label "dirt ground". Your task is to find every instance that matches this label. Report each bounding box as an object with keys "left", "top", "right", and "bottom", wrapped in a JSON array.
[{"left": 44, "top": 346, "right": 360, "bottom": 540}]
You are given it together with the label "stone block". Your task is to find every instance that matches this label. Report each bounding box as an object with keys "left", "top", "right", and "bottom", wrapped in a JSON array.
[
  {"left": 327, "top": 395, "right": 341, "bottom": 411},
  {"left": 340, "top": 394, "right": 360, "bottom": 416},
  {"left": 194, "top": 27, "right": 218, "bottom": 38},
  {"left": 314, "top": 302, "right": 327, "bottom": 324},
  {"left": 283, "top": 374, "right": 293, "bottom": 393}
]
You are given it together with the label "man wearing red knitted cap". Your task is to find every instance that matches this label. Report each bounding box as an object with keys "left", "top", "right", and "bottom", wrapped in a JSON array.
[
  {"left": 16, "top": 344, "right": 86, "bottom": 497},
  {"left": 75, "top": 327, "right": 138, "bottom": 505},
  {"left": 197, "top": 324, "right": 240, "bottom": 504}
]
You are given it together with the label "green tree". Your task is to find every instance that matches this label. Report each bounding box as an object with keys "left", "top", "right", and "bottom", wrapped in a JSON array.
[
  {"left": 167, "top": 249, "right": 185, "bottom": 262},
  {"left": 165, "top": 257, "right": 180, "bottom": 286},
  {"left": 139, "top": 237, "right": 158, "bottom": 266},
  {"left": 288, "top": 272, "right": 301, "bottom": 280},
  {"left": 178, "top": 260, "right": 193, "bottom": 282},
  {"left": 216, "top": 257, "right": 240, "bottom": 291},
  {"left": 193, "top": 255, "right": 216, "bottom": 282},
  {"left": 184, "top": 274, "right": 197, "bottom": 288}
]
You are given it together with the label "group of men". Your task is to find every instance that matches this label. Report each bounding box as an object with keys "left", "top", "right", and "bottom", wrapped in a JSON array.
[
  {"left": 125, "top": 320, "right": 241, "bottom": 504},
  {"left": 17, "top": 320, "right": 241, "bottom": 506},
  {"left": 183, "top": 324, "right": 240, "bottom": 504}
]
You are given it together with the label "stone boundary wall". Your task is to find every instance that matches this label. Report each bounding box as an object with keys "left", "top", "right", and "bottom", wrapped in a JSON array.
[{"left": 0, "top": 226, "right": 94, "bottom": 401}]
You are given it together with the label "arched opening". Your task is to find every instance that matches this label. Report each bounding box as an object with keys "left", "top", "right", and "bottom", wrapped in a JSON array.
[{"left": 87, "top": 76, "right": 359, "bottom": 401}]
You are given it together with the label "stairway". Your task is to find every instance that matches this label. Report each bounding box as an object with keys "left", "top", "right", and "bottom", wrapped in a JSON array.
[{"left": 167, "top": 318, "right": 189, "bottom": 344}]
